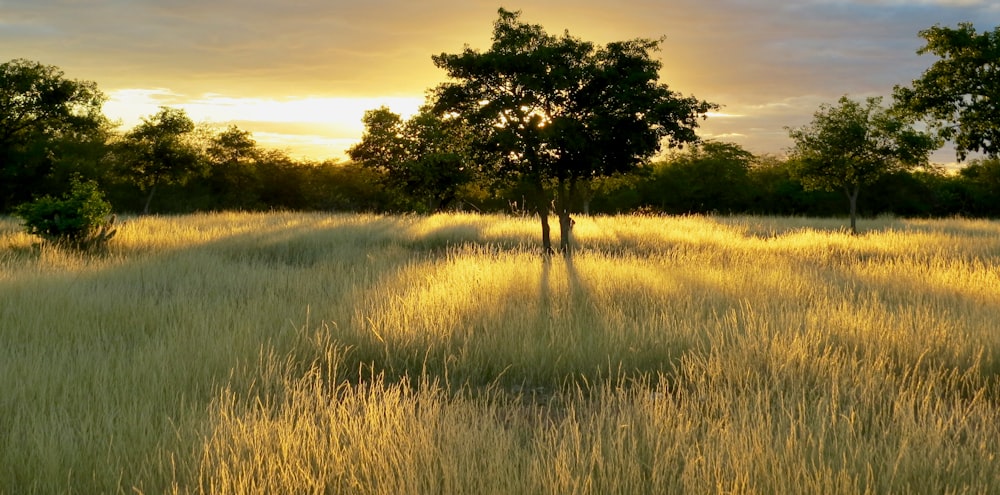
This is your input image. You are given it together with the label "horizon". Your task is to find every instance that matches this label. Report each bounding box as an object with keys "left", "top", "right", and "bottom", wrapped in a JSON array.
[{"left": 7, "top": 0, "right": 999, "bottom": 165}]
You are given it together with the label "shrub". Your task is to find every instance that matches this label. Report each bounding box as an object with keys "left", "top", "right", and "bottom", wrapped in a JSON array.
[{"left": 14, "top": 177, "right": 117, "bottom": 251}]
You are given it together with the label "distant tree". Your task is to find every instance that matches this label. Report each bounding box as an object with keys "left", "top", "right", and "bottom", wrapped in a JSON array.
[
  {"left": 207, "top": 125, "right": 259, "bottom": 165},
  {"left": 432, "top": 8, "right": 715, "bottom": 254},
  {"left": 788, "top": 96, "right": 937, "bottom": 233},
  {"left": 894, "top": 23, "right": 1000, "bottom": 161},
  {"left": 205, "top": 125, "right": 264, "bottom": 210},
  {"left": 348, "top": 106, "right": 472, "bottom": 212},
  {"left": 648, "top": 141, "right": 754, "bottom": 214},
  {"left": 0, "top": 59, "right": 110, "bottom": 211},
  {"left": 957, "top": 157, "right": 1000, "bottom": 216},
  {"left": 302, "top": 161, "right": 390, "bottom": 211},
  {"left": 253, "top": 150, "right": 313, "bottom": 210},
  {"left": 119, "top": 107, "right": 204, "bottom": 214}
]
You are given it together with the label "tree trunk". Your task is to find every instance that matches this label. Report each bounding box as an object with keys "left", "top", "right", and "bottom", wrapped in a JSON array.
[
  {"left": 538, "top": 202, "right": 553, "bottom": 255},
  {"left": 143, "top": 183, "right": 158, "bottom": 215},
  {"left": 847, "top": 183, "right": 860, "bottom": 235},
  {"left": 557, "top": 178, "right": 576, "bottom": 256},
  {"left": 533, "top": 179, "right": 553, "bottom": 255}
]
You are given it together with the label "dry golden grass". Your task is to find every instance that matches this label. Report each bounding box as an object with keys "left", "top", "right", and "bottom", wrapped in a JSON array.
[{"left": 1, "top": 212, "right": 998, "bottom": 494}]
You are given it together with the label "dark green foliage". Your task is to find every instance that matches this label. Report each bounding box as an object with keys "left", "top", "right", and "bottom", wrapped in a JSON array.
[
  {"left": 788, "top": 96, "right": 937, "bottom": 233},
  {"left": 644, "top": 141, "right": 754, "bottom": 214},
  {"left": 956, "top": 158, "right": 1000, "bottom": 216},
  {"left": 348, "top": 107, "right": 473, "bottom": 212},
  {"left": 117, "top": 107, "right": 205, "bottom": 214},
  {"left": 894, "top": 23, "right": 1000, "bottom": 161},
  {"left": 204, "top": 126, "right": 265, "bottom": 210},
  {"left": 15, "top": 177, "right": 116, "bottom": 251},
  {"left": 302, "top": 161, "right": 391, "bottom": 212},
  {"left": 0, "top": 59, "right": 110, "bottom": 212}
]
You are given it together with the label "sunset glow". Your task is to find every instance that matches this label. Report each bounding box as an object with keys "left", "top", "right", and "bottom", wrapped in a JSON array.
[
  {"left": 104, "top": 90, "right": 424, "bottom": 160},
  {"left": 9, "top": 0, "right": 997, "bottom": 163}
]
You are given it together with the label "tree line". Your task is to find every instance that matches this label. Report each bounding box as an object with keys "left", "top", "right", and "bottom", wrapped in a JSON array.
[{"left": 2, "top": 12, "right": 998, "bottom": 243}]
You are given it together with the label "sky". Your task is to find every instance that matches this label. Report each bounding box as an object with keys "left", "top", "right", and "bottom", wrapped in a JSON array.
[{"left": 4, "top": 0, "right": 999, "bottom": 165}]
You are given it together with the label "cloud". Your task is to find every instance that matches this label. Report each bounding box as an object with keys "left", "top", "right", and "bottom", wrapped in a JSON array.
[{"left": 5, "top": 0, "right": 999, "bottom": 161}]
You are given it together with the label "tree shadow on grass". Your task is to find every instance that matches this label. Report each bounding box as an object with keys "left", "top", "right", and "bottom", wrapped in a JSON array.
[{"left": 0, "top": 212, "right": 495, "bottom": 493}]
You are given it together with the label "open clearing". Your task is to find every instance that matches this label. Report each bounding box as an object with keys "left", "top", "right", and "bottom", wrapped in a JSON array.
[{"left": 2, "top": 212, "right": 999, "bottom": 494}]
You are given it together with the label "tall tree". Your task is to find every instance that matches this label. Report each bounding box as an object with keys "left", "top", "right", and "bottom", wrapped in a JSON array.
[
  {"left": 788, "top": 96, "right": 936, "bottom": 233},
  {"left": 0, "top": 59, "right": 109, "bottom": 211},
  {"left": 119, "top": 107, "right": 204, "bottom": 214},
  {"left": 432, "top": 8, "right": 715, "bottom": 254},
  {"left": 893, "top": 23, "right": 999, "bottom": 161}
]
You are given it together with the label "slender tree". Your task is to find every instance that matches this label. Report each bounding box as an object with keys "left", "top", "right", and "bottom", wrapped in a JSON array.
[
  {"left": 432, "top": 8, "right": 715, "bottom": 254},
  {"left": 788, "top": 96, "right": 937, "bottom": 233},
  {"left": 119, "top": 107, "right": 204, "bottom": 214}
]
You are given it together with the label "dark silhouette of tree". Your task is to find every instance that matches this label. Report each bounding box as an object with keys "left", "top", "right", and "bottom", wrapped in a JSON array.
[
  {"left": 206, "top": 125, "right": 264, "bottom": 210},
  {"left": 119, "top": 107, "right": 205, "bottom": 214},
  {"left": 788, "top": 96, "right": 937, "bottom": 233},
  {"left": 348, "top": 106, "right": 472, "bottom": 212},
  {"left": 958, "top": 157, "right": 1000, "bottom": 216},
  {"left": 648, "top": 141, "right": 755, "bottom": 214},
  {"left": 432, "top": 8, "right": 715, "bottom": 254},
  {"left": 0, "top": 59, "right": 110, "bottom": 211},
  {"left": 894, "top": 23, "right": 1000, "bottom": 161}
]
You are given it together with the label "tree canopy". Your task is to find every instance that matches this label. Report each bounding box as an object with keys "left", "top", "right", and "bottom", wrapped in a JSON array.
[
  {"left": 788, "top": 96, "right": 937, "bottom": 233},
  {"left": 894, "top": 23, "right": 1000, "bottom": 161},
  {"left": 348, "top": 106, "right": 472, "bottom": 212},
  {"left": 118, "top": 106, "right": 204, "bottom": 214},
  {"left": 0, "top": 58, "right": 109, "bottom": 211},
  {"left": 432, "top": 8, "right": 716, "bottom": 253}
]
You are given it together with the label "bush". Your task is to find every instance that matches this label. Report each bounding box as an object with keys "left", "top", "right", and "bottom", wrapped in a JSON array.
[{"left": 14, "top": 177, "right": 117, "bottom": 251}]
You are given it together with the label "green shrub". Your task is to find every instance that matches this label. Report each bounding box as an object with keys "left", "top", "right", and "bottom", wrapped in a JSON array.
[{"left": 15, "top": 177, "right": 117, "bottom": 251}]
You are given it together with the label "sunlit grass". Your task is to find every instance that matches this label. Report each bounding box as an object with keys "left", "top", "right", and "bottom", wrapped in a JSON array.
[{"left": 1, "top": 212, "right": 998, "bottom": 494}]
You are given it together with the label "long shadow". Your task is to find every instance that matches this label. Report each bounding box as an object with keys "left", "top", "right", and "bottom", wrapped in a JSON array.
[
  {"left": 0, "top": 211, "right": 494, "bottom": 490},
  {"left": 818, "top": 255, "right": 1000, "bottom": 377},
  {"left": 12, "top": 211, "right": 994, "bottom": 490},
  {"left": 562, "top": 254, "right": 603, "bottom": 360}
]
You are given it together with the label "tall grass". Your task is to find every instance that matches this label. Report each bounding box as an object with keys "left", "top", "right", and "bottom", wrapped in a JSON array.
[{"left": 1, "top": 212, "right": 998, "bottom": 494}]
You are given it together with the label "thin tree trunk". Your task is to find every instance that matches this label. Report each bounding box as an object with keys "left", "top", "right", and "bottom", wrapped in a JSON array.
[
  {"left": 539, "top": 203, "right": 553, "bottom": 255},
  {"left": 557, "top": 178, "right": 576, "bottom": 256},
  {"left": 847, "top": 184, "right": 860, "bottom": 234},
  {"left": 143, "top": 183, "right": 158, "bottom": 215},
  {"left": 534, "top": 179, "right": 553, "bottom": 255}
]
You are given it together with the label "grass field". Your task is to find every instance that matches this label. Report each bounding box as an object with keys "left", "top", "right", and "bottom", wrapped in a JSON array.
[{"left": 1, "top": 212, "right": 999, "bottom": 494}]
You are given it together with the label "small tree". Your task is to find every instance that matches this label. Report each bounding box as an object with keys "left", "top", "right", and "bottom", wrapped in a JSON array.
[
  {"left": 893, "top": 23, "right": 1000, "bottom": 161},
  {"left": 788, "top": 96, "right": 937, "bottom": 233},
  {"left": 348, "top": 106, "right": 472, "bottom": 212},
  {"left": 206, "top": 125, "right": 264, "bottom": 210},
  {"left": 15, "top": 177, "right": 116, "bottom": 251},
  {"left": 119, "top": 107, "right": 204, "bottom": 214}
]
